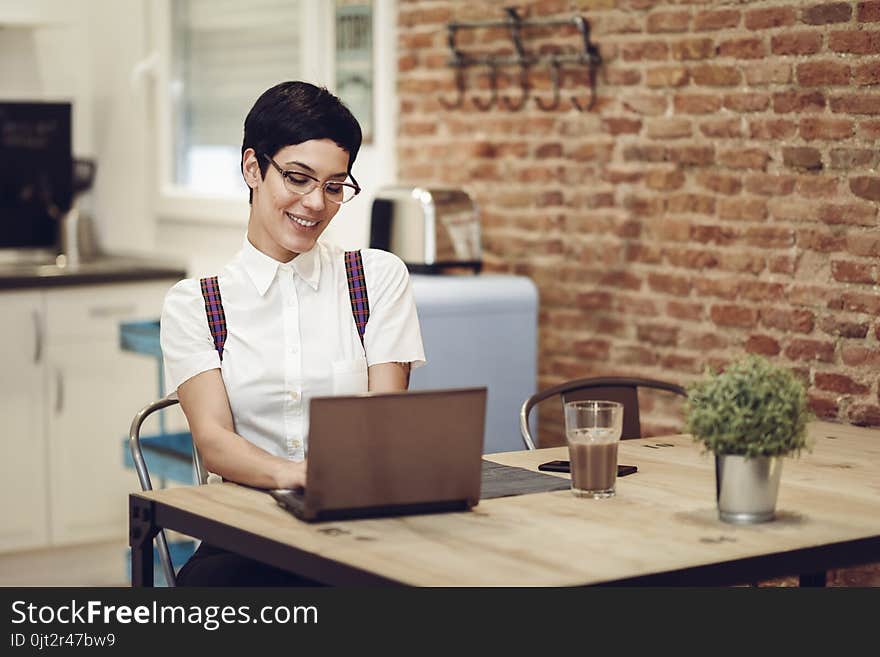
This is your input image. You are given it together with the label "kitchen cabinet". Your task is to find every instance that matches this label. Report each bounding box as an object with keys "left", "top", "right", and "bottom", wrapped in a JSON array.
[
  {"left": 0, "top": 291, "right": 49, "bottom": 552},
  {"left": 0, "top": 279, "right": 178, "bottom": 552}
]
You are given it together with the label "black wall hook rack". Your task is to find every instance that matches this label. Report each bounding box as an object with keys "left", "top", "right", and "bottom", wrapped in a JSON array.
[{"left": 438, "top": 7, "right": 602, "bottom": 112}]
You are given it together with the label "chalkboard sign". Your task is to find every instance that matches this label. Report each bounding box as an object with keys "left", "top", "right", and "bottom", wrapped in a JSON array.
[{"left": 0, "top": 102, "right": 72, "bottom": 249}]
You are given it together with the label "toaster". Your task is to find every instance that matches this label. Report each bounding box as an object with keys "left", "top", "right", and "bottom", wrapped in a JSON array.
[{"left": 369, "top": 186, "right": 482, "bottom": 273}]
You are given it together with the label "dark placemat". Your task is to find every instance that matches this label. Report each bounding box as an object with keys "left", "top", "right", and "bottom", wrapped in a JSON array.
[{"left": 480, "top": 459, "right": 570, "bottom": 500}]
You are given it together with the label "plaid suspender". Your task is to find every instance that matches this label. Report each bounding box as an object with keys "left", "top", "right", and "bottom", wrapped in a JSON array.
[
  {"left": 344, "top": 250, "right": 370, "bottom": 349},
  {"left": 198, "top": 252, "right": 369, "bottom": 360},
  {"left": 199, "top": 276, "right": 228, "bottom": 361}
]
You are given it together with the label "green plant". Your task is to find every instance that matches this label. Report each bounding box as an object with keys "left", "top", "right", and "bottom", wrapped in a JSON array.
[{"left": 685, "top": 355, "right": 814, "bottom": 458}]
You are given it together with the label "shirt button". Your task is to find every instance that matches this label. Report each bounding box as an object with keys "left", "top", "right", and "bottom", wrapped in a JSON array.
[
  {"left": 291, "top": 438, "right": 302, "bottom": 449},
  {"left": 289, "top": 390, "right": 301, "bottom": 403},
  {"left": 289, "top": 343, "right": 298, "bottom": 354}
]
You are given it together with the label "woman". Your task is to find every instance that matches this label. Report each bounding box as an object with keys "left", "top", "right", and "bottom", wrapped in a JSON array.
[{"left": 160, "top": 81, "right": 426, "bottom": 585}]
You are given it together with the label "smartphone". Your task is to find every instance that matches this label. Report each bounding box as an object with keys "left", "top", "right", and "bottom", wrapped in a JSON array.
[{"left": 538, "top": 460, "right": 638, "bottom": 477}]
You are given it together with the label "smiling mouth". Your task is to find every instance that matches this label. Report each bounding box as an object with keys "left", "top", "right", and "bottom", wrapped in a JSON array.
[{"left": 285, "top": 212, "right": 319, "bottom": 228}]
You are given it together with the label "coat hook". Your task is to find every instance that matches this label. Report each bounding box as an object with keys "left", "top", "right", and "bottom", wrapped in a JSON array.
[
  {"left": 535, "top": 57, "right": 561, "bottom": 111},
  {"left": 472, "top": 63, "right": 499, "bottom": 111},
  {"left": 571, "top": 16, "right": 602, "bottom": 112},
  {"left": 501, "top": 60, "right": 530, "bottom": 111},
  {"left": 439, "top": 63, "right": 467, "bottom": 110}
]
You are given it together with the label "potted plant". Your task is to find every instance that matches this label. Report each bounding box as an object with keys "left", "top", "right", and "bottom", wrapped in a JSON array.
[{"left": 684, "top": 355, "right": 813, "bottom": 524}]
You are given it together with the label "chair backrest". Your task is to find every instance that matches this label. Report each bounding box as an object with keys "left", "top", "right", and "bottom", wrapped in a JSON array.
[
  {"left": 128, "top": 392, "right": 205, "bottom": 587},
  {"left": 519, "top": 377, "right": 687, "bottom": 450}
]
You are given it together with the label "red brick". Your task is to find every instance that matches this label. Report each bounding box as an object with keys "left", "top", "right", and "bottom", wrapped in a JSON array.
[
  {"left": 854, "top": 62, "right": 880, "bottom": 85},
  {"left": 711, "top": 304, "right": 759, "bottom": 328},
  {"left": 719, "top": 148, "right": 770, "bottom": 171},
  {"left": 799, "top": 117, "right": 854, "bottom": 140},
  {"left": 746, "top": 6, "right": 797, "bottom": 29},
  {"left": 622, "top": 41, "right": 670, "bottom": 61},
  {"left": 602, "top": 117, "right": 643, "bottom": 135},
  {"left": 773, "top": 90, "right": 826, "bottom": 113},
  {"left": 692, "top": 64, "right": 742, "bottom": 86},
  {"left": 614, "top": 344, "right": 660, "bottom": 367},
  {"left": 858, "top": 120, "right": 880, "bottom": 138},
  {"left": 841, "top": 344, "right": 880, "bottom": 366},
  {"left": 829, "top": 30, "right": 880, "bottom": 54},
  {"left": 749, "top": 118, "right": 797, "bottom": 140},
  {"left": 660, "top": 353, "right": 701, "bottom": 374},
  {"left": 604, "top": 166, "right": 646, "bottom": 183},
  {"left": 832, "top": 260, "right": 876, "bottom": 283},
  {"left": 789, "top": 284, "right": 839, "bottom": 306},
  {"left": 830, "top": 93, "right": 880, "bottom": 114},
  {"left": 745, "top": 226, "right": 795, "bottom": 248},
  {"left": 723, "top": 93, "right": 770, "bottom": 112},
  {"left": 624, "top": 194, "right": 666, "bottom": 217},
  {"left": 795, "top": 176, "right": 840, "bottom": 199},
  {"left": 573, "top": 339, "right": 612, "bottom": 361},
  {"left": 625, "top": 243, "right": 663, "bottom": 264},
  {"left": 700, "top": 119, "right": 743, "bottom": 138},
  {"left": 841, "top": 291, "right": 880, "bottom": 314},
  {"left": 859, "top": 1, "right": 880, "bottom": 22},
  {"left": 784, "top": 338, "right": 836, "bottom": 362},
  {"left": 646, "top": 118, "right": 693, "bottom": 139},
  {"left": 717, "top": 252, "right": 766, "bottom": 274},
  {"left": 845, "top": 231, "right": 880, "bottom": 256},
  {"left": 819, "top": 203, "right": 878, "bottom": 226},
  {"left": 809, "top": 395, "right": 840, "bottom": 419},
  {"left": 680, "top": 331, "right": 729, "bottom": 352},
  {"left": 652, "top": 217, "right": 691, "bottom": 240},
  {"left": 718, "top": 38, "right": 766, "bottom": 59},
  {"left": 783, "top": 147, "right": 823, "bottom": 171},
  {"left": 797, "top": 61, "right": 852, "bottom": 86},
  {"left": 770, "top": 254, "right": 798, "bottom": 274},
  {"left": 690, "top": 224, "right": 738, "bottom": 244},
  {"left": 694, "top": 276, "right": 739, "bottom": 299},
  {"left": 569, "top": 142, "right": 615, "bottom": 163},
  {"left": 802, "top": 3, "right": 853, "bottom": 24},
  {"left": 646, "top": 169, "right": 686, "bottom": 191},
  {"left": 831, "top": 149, "right": 880, "bottom": 169},
  {"left": 797, "top": 228, "right": 846, "bottom": 252},
  {"left": 746, "top": 335, "right": 781, "bottom": 356},
  {"left": 850, "top": 177, "right": 880, "bottom": 202},
  {"left": 646, "top": 66, "right": 690, "bottom": 87},
  {"left": 738, "top": 281, "right": 785, "bottom": 301},
  {"left": 849, "top": 405, "right": 880, "bottom": 427},
  {"left": 615, "top": 295, "right": 658, "bottom": 317},
  {"left": 761, "top": 308, "right": 815, "bottom": 333},
  {"left": 815, "top": 373, "right": 870, "bottom": 395},
  {"left": 647, "top": 10, "right": 690, "bottom": 33},
  {"left": 771, "top": 32, "right": 822, "bottom": 55},
  {"left": 599, "top": 270, "right": 642, "bottom": 290},
  {"left": 718, "top": 198, "right": 768, "bottom": 221},
  {"left": 637, "top": 323, "right": 679, "bottom": 346},
  {"left": 695, "top": 9, "right": 740, "bottom": 31},
  {"left": 819, "top": 316, "right": 870, "bottom": 338},
  {"left": 667, "top": 194, "right": 716, "bottom": 215},
  {"left": 622, "top": 94, "right": 669, "bottom": 115},
  {"left": 604, "top": 67, "right": 643, "bottom": 86},
  {"left": 666, "top": 248, "right": 719, "bottom": 270},
  {"left": 576, "top": 291, "right": 613, "bottom": 310},
  {"left": 671, "top": 38, "right": 716, "bottom": 61},
  {"left": 667, "top": 300, "right": 703, "bottom": 321},
  {"left": 674, "top": 94, "right": 722, "bottom": 114},
  {"left": 648, "top": 272, "right": 691, "bottom": 295},
  {"left": 745, "top": 174, "right": 796, "bottom": 196},
  {"left": 746, "top": 62, "right": 792, "bottom": 85},
  {"left": 696, "top": 172, "right": 743, "bottom": 195},
  {"left": 667, "top": 145, "right": 715, "bottom": 165},
  {"left": 768, "top": 199, "right": 820, "bottom": 222}
]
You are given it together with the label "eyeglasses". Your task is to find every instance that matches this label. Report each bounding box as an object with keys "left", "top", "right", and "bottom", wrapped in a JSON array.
[{"left": 262, "top": 154, "right": 360, "bottom": 204}]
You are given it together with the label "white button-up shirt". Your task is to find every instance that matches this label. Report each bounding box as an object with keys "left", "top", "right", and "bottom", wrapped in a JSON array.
[{"left": 160, "top": 237, "right": 426, "bottom": 461}]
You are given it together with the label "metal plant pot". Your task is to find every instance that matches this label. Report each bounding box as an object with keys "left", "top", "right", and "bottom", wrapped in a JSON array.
[{"left": 715, "top": 454, "right": 784, "bottom": 524}]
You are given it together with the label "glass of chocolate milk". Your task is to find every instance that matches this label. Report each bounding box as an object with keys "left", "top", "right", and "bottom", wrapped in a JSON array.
[{"left": 563, "top": 400, "right": 624, "bottom": 498}]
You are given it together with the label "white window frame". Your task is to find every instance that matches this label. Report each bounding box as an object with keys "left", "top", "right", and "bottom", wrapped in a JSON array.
[{"left": 149, "top": 0, "right": 337, "bottom": 226}]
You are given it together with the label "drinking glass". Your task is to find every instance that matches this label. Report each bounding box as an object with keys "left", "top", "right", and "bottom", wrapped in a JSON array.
[{"left": 563, "top": 400, "right": 624, "bottom": 498}]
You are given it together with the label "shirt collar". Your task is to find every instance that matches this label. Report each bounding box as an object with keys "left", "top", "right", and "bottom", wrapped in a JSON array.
[{"left": 240, "top": 237, "right": 321, "bottom": 295}]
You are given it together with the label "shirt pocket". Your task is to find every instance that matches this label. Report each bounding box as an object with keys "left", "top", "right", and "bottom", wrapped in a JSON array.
[{"left": 331, "top": 357, "right": 369, "bottom": 395}]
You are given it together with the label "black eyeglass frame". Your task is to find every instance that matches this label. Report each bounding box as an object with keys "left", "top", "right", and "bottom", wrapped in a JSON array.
[{"left": 261, "top": 154, "right": 361, "bottom": 204}]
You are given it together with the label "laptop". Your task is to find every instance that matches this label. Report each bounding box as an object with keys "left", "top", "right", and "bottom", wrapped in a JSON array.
[{"left": 269, "top": 387, "right": 487, "bottom": 522}]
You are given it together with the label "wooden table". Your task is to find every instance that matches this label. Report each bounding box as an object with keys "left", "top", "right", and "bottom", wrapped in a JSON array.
[{"left": 129, "top": 421, "right": 880, "bottom": 586}]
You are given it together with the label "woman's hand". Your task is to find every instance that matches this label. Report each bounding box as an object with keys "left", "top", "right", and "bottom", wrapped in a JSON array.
[{"left": 273, "top": 459, "right": 307, "bottom": 490}]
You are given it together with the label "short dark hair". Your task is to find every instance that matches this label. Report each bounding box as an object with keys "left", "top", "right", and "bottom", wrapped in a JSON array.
[{"left": 241, "top": 81, "right": 362, "bottom": 203}]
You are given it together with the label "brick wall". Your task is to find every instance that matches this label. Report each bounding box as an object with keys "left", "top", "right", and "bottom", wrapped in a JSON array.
[{"left": 396, "top": 0, "right": 880, "bottom": 446}]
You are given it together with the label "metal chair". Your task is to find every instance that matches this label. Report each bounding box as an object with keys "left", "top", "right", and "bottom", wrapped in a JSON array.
[
  {"left": 128, "top": 392, "right": 207, "bottom": 587},
  {"left": 519, "top": 377, "right": 687, "bottom": 450}
]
